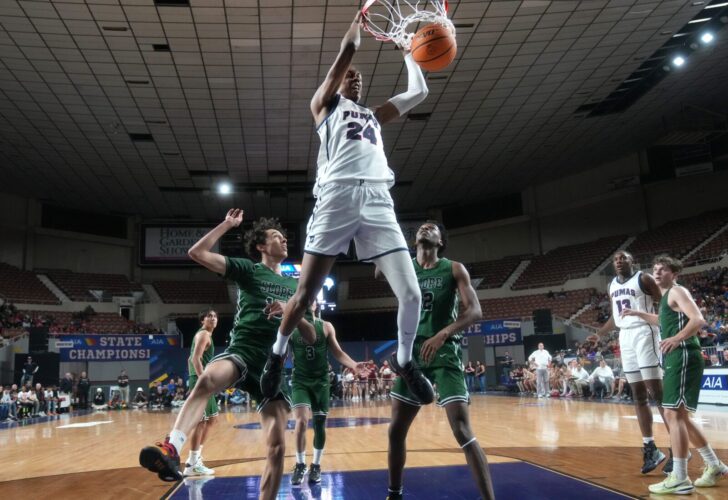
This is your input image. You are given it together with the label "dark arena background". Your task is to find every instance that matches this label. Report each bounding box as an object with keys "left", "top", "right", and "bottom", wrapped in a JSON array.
[{"left": 1, "top": 1, "right": 728, "bottom": 499}]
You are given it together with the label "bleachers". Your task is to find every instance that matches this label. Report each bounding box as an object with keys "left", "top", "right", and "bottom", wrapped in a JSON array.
[
  {"left": 0, "top": 263, "right": 59, "bottom": 305},
  {"left": 44, "top": 269, "right": 143, "bottom": 302},
  {"left": 512, "top": 236, "right": 627, "bottom": 290},
  {"left": 467, "top": 255, "right": 529, "bottom": 289},
  {"left": 627, "top": 209, "right": 728, "bottom": 264},
  {"left": 153, "top": 280, "right": 230, "bottom": 304},
  {"left": 481, "top": 289, "right": 595, "bottom": 321},
  {"left": 348, "top": 277, "right": 394, "bottom": 299},
  {"left": 685, "top": 228, "right": 728, "bottom": 265},
  {"left": 20, "top": 310, "right": 139, "bottom": 334}
]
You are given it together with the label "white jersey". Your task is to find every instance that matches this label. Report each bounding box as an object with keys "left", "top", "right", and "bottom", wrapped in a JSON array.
[
  {"left": 315, "top": 95, "right": 394, "bottom": 195},
  {"left": 609, "top": 271, "right": 654, "bottom": 329}
]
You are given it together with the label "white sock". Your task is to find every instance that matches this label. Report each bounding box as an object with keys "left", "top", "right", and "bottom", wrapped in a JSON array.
[
  {"left": 313, "top": 448, "right": 323, "bottom": 465},
  {"left": 188, "top": 449, "right": 200, "bottom": 466},
  {"left": 697, "top": 445, "right": 720, "bottom": 466},
  {"left": 296, "top": 451, "right": 305, "bottom": 464},
  {"left": 642, "top": 436, "right": 654, "bottom": 445},
  {"left": 169, "top": 429, "right": 187, "bottom": 454},
  {"left": 271, "top": 331, "right": 289, "bottom": 356},
  {"left": 673, "top": 458, "right": 688, "bottom": 481}
]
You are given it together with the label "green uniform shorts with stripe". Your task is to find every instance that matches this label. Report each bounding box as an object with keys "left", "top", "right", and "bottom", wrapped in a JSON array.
[
  {"left": 291, "top": 376, "right": 330, "bottom": 416},
  {"left": 662, "top": 346, "right": 703, "bottom": 412},
  {"left": 391, "top": 341, "right": 469, "bottom": 407},
  {"left": 188, "top": 374, "right": 219, "bottom": 420},
  {"left": 209, "top": 346, "right": 290, "bottom": 413}
]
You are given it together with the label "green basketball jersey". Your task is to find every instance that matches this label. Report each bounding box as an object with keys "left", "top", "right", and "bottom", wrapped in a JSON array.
[
  {"left": 188, "top": 329, "right": 214, "bottom": 377},
  {"left": 291, "top": 319, "right": 328, "bottom": 381},
  {"left": 414, "top": 257, "right": 459, "bottom": 342},
  {"left": 224, "top": 257, "right": 297, "bottom": 352},
  {"left": 659, "top": 287, "right": 700, "bottom": 350}
]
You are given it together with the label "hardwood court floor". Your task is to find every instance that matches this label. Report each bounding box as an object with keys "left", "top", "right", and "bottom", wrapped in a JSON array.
[{"left": 1, "top": 394, "right": 727, "bottom": 499}]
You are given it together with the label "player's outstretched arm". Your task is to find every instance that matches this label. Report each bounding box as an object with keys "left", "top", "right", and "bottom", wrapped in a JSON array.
[
  {"left": 188, "top": 208, "right": 243, "bottom": 275},
  {"left": 311, "top": 12, "right": 362, "bottom": 124},
  {"left": 325, "top": 322, "right": 361, "bottom": 371},
  {"left": 374, "top": 48, "right": 429, "bottom": 125}
]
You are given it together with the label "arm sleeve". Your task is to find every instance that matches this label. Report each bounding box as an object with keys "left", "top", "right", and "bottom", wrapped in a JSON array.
[
  {"left": 388, "top": 53, "right": 429, "bottom": 115},
  {"left": 224, "top": 257, "right": 255, "bottom": 286}
]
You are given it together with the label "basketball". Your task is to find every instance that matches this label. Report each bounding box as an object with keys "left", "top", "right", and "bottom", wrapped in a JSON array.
[{"left": 410, "top": 23, "right": 457, "bottom": 72}]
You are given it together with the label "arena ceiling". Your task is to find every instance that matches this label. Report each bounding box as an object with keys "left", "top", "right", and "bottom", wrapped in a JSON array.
[{"left": 0, "top": 0, "right": 727, "bottom": 222}]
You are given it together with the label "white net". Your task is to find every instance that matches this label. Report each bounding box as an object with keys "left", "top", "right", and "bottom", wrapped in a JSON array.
[{"left": 361, "top": 0, "right": 455, "bottom": 50}]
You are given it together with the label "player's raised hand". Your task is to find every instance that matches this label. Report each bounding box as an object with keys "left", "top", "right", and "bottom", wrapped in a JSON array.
[
  {"left": 343, "top": 11, "right": 362, "bottom": 49},
  {"left": 224, "top": 208, "right": 244, "bottom": 227}
]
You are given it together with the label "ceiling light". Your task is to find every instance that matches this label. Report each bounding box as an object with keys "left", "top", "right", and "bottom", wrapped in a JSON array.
[
  {"left": 701, "top": 32, "right": 715, "bottom": 42},
  {"left": 705, "top": 2, "right": 728, "bottom": 9},
  {"left": 217, "top": 182, "right": 232, "bottom": 195},
  {"left": 672, "top": 56, "right": 686, "bottom": 66},
  {"left": 688, "top": 17, "right": 711, "bottom": 23}
]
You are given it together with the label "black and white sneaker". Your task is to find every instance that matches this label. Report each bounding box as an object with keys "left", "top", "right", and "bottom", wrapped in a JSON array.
[
  {"left": 308, "top": 463, "right": 321, "bottom": 484},
  {"left": 389, "top": 354, "right": 435, "bottom": 405},
  {"left": 642, "top": 441, "right": 666, "bottom": 474},
  {"left": 290, "top": 462, "right": 307, "bottom": 487}
]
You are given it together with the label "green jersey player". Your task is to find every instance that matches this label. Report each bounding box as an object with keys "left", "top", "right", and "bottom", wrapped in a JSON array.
[
  {"left": 383, "top": 221, "right": 494, "bottom": 500},
  {"left": 623, "top": 255, "right": 728, "bottom": 495},
  {"left": 289, "top": 302, "right": 362, "bottom": 487},
  {"left": 139, "top": 210, "right": 316, "bottom": 500}
]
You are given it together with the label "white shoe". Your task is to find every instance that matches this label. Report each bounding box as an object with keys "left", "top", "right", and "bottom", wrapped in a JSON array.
[
  {"left": 184, "top": 460, "right": 215, "bottom": 476},
  {"left": 694, "top": 462, "right": 728, "bottom": 487},
  {"left": 38, "top": 411, "right": 46, "bottom": 417}
]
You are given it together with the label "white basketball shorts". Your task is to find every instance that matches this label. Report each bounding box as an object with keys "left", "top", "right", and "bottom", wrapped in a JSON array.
[
  {"left": 304, "top": 181, "right": 409, "bottom": 261},
  {"left": 619, "top": 324, "right": 662, "bottom": 383}
]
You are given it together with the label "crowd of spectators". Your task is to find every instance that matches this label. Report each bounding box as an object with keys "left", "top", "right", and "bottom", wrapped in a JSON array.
[{"left": 1, "top": 382, "right": 65, "bottom": 421}]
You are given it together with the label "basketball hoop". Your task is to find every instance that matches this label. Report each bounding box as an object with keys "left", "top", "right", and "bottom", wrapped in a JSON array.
[{"left": 361, "top": 0, "right": 455, "bottom": 50}]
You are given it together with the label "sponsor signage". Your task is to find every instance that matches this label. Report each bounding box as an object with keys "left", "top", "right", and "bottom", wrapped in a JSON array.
[
  {"left": 463, "top": 319, "right": 522, "bottom": 346},
  {"left": 699, "top": 368, "right": 728, "bottom": 406},
  {"left": 58, "top": 335, "right": 179, "bottom": 361},
  {"left": 141, "top": 225, "right": 218, "bottom": 265}
]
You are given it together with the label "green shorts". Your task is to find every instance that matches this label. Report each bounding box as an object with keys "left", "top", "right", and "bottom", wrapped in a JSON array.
[
  {"left": 210, "top": 345, "right": 290, "bottom": 413},
  {"left": 291, "top": 376, "right": 329, "bottom": 416},
  {"left": 189, "top": 375, "right": 219, "bottom": 420},
  {"left": 662, "top": 347, "right": 703, "bottom": 412},
  {"left": 391, "top": 340, "right": 469, "bottom": 407}
]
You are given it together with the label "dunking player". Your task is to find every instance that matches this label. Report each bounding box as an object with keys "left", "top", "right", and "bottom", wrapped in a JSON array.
[
  {"left": 623, "top": 256, "right": 728, "bottom": 494},
  {"left": 139, "top": 211, "right": 316, "bottom": 500},
  {"left": 183, "top": 309, "right": 219, "bottom": 477},
  {"left": 260, "top": 11, "right": 434, "bottom": 406},
  {"left": 594, "top": 251, "right": 669, "bottom": 474},
  {"left": 385, "top": 222, "right": 494, "bottom": 500},
  {"left": 289, "top": 302, "right": 363, "bottom": 487}
]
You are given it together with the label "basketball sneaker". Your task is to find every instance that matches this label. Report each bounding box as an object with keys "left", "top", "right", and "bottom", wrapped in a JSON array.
[
  {"left": 260, "top": 351, "right": 285, "bottom": 399},
  {"left": 389, "top": 355, "right": 435, "bottom": 405},
  {"left": 641, "top": 441, "right": 666, "bottom": 474},
  {"left": 183, "top": 460, "right": 215, "bottom": 476},
  {"left": 694, "top": 462, "right": 728, "bottom": 487},
  {"left": 290, "top": 462, "right": 307, "bottom": 487},
  {"left": 308, "top": 463, "right": 321, "bottom": 484},
  {"left": 648, "top": 473, "right": 694, "bottom": 495},
  {"left": 139, "top": 437, "right": 183, "bottom": 482}
]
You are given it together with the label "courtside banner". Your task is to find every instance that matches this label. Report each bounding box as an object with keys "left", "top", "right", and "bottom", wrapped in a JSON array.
[
  {"left": 141, "top": 225, "right": 218, "bottom": 265},
  {"left": 699, "top": 368, "right": 728, "bottom": 405},
  {"left": 463, "top": 319, "right": 522, "bottom": 346},
  {"left": 58, "top": 335, "right": 179, "bottom": 361}
]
